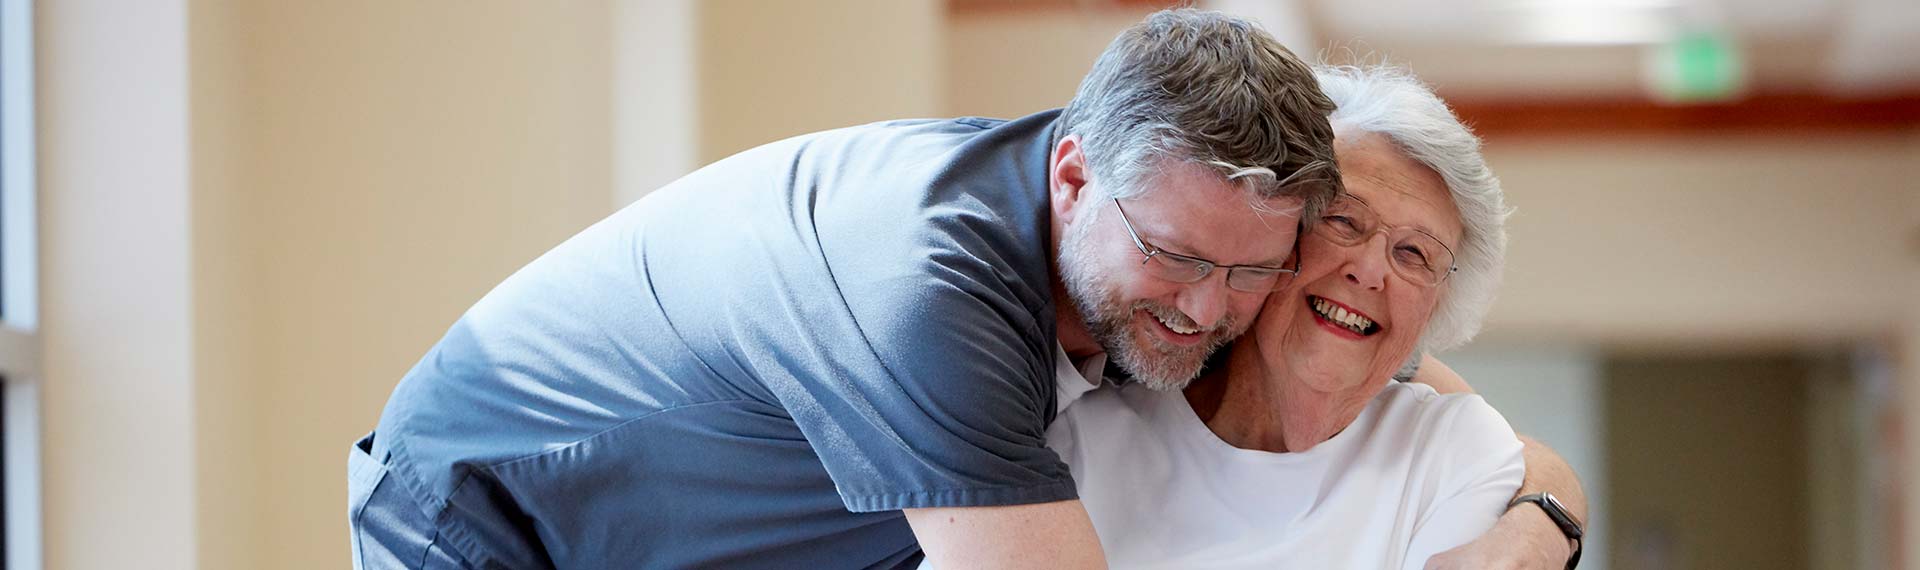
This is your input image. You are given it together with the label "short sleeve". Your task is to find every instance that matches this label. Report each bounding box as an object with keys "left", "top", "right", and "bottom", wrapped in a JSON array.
[
  {"left": 827, "top": 258, "right": 1072, "bottom": 512},
  {"left": 1402, "top": 395, "right": 1526, "bottom": 568},
  {"left": 724, "top": 111, "right": 1076, "bottom": 513}
]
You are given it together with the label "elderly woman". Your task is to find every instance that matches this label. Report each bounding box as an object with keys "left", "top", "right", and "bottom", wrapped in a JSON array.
[{"left": 1046, "top": 64, "right": 1518, "bottom": 569}]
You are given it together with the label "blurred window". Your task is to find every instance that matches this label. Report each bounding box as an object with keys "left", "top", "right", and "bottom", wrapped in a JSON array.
[{"left": 0, "top": 0, "right": 39, "bottom": 568}]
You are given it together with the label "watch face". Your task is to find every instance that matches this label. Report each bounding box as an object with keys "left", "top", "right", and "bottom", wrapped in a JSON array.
[
  {"left": 1539, "top": 493, "right": 1584, "bottom": 538},
  {"left": 1528, "top": 493, "right": 1584, "bottom": 570}
]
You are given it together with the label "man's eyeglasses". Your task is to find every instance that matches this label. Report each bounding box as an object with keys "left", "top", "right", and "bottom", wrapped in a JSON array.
[
  {"left": 1309, "top": 194, "right": 1458, "bottom": 287},
  {"left": 1110, "top": 198, "right": 1298, "bottom": 293}
]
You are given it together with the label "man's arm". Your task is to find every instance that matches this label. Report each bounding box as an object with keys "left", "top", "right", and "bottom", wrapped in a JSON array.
[
  {"left": 906, "top": 500, "right": 1107, "bottom": 569},
  {"left": 1408, "top": 352, "right": 1475, "bottom": 394},
  {"left": 1411, "top": 354, "right": 1589, "bottom": 570},
  {"left": 1401, "top": 398, "right": 1529, "bottom": 570},
  {"left": 1423, "top": 436, "right": 1586, "bottom": 569}
]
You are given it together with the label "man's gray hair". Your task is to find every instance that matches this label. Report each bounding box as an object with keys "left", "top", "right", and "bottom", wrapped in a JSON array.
[
  {"left": 1315, "top": 65, "right": 1512, "bottom": 355},
  {"left": 1059, "top": 9, "right": 1342, "bottom": 218}
]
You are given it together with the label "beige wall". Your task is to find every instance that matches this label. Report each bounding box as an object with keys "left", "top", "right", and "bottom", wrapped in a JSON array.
[
  {"left": 945, "top": 8, "right": 1147, "bottom": 119},
  {"left": 696, "top": 0, "right": 943, "bottom": 164},
  {"left": 1478, "top": 133, "right": 1920, "bottom": 348},
  {"left": 188, "top": 1, "right": 259, "bottom": 568},
  {"left": 210, "top": 2, "right": 616, "bottom": 568}
]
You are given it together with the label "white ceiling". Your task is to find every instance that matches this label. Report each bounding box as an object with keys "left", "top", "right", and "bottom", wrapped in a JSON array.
[{"left": 1214, "top": 0, "right": 1920, "bottom": 97}]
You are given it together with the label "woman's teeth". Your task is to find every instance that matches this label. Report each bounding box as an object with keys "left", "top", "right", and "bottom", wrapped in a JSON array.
[{"left": 1311, "top": 296, "right": 1376, "bottom": 335}]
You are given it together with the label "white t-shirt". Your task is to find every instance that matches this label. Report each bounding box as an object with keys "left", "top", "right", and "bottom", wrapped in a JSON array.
[
  {"left": 1048, "top": 380, "right": 1524, "bottom": 570},
  {"left": 1052, "top": 342, "right": 1107, "bottom": 415}
]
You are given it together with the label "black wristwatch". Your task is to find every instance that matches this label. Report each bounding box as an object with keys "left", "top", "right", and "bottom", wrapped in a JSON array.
[{"left": 1507, "top": 492, "right": 1583, "bottom": 570}]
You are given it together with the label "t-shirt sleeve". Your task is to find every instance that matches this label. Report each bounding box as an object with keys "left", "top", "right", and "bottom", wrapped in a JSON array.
[{"left": 1402, "top": 395, "right": 1526, "bottom": 569}]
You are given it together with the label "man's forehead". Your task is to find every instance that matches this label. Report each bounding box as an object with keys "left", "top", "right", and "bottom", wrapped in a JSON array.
[{"left": 1141, "top": 191, "right": 1302, "bottom": 230}]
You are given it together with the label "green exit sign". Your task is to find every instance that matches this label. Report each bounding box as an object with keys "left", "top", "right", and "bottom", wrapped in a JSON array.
[{"left": 1648, "top": 30, "right": 1744, "bottom": 102}]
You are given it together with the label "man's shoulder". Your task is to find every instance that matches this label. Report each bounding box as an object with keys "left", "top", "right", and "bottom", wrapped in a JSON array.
[
  {"left": 815, "top": 111, "right": 1065, "bottom": 330},
  {"left": 855, "top": 115, "right": 1012, "bottom": 133},
  {"left": 844, "top": 113, "right": 1033, "bottom": 135}
]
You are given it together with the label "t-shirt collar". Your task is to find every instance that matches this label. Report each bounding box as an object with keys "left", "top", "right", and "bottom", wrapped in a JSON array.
[{"left": 1053, "top": 342, "right": 1109, "bottom": 414}]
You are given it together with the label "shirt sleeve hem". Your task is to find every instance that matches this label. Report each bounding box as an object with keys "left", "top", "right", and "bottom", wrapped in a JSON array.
[{"left": 840, "top": 480, "right": 1079, "bottom": 513}]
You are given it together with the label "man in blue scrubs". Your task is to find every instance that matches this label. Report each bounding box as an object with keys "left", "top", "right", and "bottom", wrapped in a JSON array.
[{"left": 350, "top": 9, "right": 1341, "bottom": 568}]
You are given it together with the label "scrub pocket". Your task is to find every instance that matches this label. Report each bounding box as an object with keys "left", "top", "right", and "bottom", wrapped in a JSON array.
[
  {"left": 348, "top": 432, "right": 390, "bottom": 569},
  {"left": 349, "top": 433, "right": 477, "bottom": 569}
]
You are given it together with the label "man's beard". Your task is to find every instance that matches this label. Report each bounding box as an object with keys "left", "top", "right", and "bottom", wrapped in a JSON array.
[{"left": 1059, "top": 215, "right": 1241, "bottom": 392}]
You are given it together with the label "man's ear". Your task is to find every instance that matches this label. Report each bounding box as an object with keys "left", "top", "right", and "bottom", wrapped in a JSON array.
[{"left": 1050, "top": 134, "right": 1092, "bottom": 225}]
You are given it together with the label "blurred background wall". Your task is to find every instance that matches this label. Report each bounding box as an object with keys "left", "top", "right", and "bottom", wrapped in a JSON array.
[{"left": 31, "top": 0, "right": 1920, "bottom": 568}]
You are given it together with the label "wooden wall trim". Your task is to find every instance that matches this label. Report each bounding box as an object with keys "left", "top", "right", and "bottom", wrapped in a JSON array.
[
  {"left": 949, "top": 0, "right": 1180, "bottom": 16},
  {"left": 1448, "top": 93, "right": 1920, "bottom": 138}
]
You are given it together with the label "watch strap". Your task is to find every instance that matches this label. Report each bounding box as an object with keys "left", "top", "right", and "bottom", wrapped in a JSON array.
[{"left": 1508, "top": 492, "right": 1583, "bottom": 570}]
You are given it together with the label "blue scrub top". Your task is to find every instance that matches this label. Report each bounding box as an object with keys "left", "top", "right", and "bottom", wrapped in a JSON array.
[{"left": 360, "top": 111, "right": 1075, "bottom": 568}]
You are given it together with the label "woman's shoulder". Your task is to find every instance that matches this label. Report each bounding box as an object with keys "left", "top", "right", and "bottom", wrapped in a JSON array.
[{"left": 1368, "top": 382, "right": 1521, "bottom": 460}]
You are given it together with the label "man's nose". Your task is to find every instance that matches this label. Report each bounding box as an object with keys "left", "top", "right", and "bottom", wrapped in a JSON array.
[{"left": 1175, "top": 273, "right": 1234, "bottom": 329}]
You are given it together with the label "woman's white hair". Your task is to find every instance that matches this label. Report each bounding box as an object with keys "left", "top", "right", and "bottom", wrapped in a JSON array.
[{"left": 1314, "top": 65, "right": 1512, "bottom": 355}]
